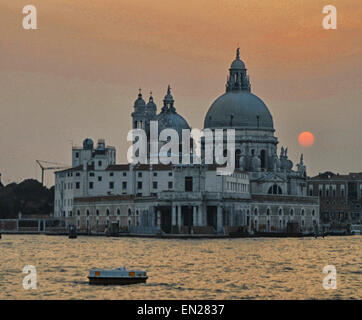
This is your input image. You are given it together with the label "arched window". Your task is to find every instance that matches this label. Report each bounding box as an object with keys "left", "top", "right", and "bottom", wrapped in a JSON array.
[
  {"left": 290, "top": 209, "right": 294, "bottom": 216},
  {"left": 117, "top": 208, "right": 121, "bottom": 216},
  {"left": 278, "top": 208, "right": 283, "bottom": 216},
  {"left": 86, "top": 210, "right": 90, "bottom": 217},
  {"left": 106, "top": 209, "right": 110, "bottom": 216},
  {"left": 128, "top": 208, "right": 132, "bottom": 216},
  {"left": 301, "top": 209, "right": 305, "bottom": 216},
  {"left": 266, "top": 208, "right": 270, "bottom": 216},
  {"left": 254, "top": 208, "right": 258, "bottom": 216}
]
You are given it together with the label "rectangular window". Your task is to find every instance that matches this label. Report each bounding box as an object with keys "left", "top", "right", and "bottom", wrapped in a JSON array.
[
  {"left": 89, "top": 172, "right": 95, "bottom": 177},
  {"left": 137, "top": 181, "right": 142, "bottom": 189},
  {"left": 75, "top": 152, "right": 79, "bottom": 158},
  {"left": 185, "top": 177, "right": 193, "bottom": 192},
  {"left": 168, "top": 181, "right": 173, "bottom": 189},
  {"left": 138, "top": 172, "right": 142, "bottom": 178},
  {"left": 98, "top": 176, "right": 102, "bottom": 182},
  {"left": 153, "top": 181, "right": 158, "bottom": 189},
  {"left": 89, "top": 182, "right": 94, "bottom": 189},
  {"left": 123, "top": 172, "right": 127, "bottom": 177},
  {"left": 76, "top": 172, "right": 80, "bottom": 177},
  {"left": 109, "top": 182, "right": 114, "bottom": 189},
  {"left": 98, "top": 161, "right": 102, "bottom": 166},
  {"left": 122, "top": 181, "right": 127, "bottom": 189},
  {"left": 168, "top": 172, "right": 172, "bottom": 176},
  {"left": 153, "top": 172, "right": 157, "bottom": 177},
  {"left": 76, "top": 182, "right": 80, "bottom": 189},
  {"left": 109, "top": 172, "right": 114, "bottom": 177}
]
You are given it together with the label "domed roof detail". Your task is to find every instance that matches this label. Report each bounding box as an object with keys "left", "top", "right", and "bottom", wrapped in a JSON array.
[
  {"left": 230, "top": 59, "right": 245, "bottom": 70},
  {"left": 146, "top": 93, "right": 157, "bottom": 113},
  {"left": 83, "top": 138, "right": 94, "bottom": 150},
  {"left": 204, "top": 49, "right": 273, "bottom": 130},
  {"left": 134, "top": 89, "right": 146, "bottom": 108},
  {"left": 230, "top": 48, "right": 245, "bottom": 70},
  {"left": 204, "top": 92, "right": 273, "bottom": 130},
  {"left": 157, "top": 111, "right": 190, "bottom": 136}
]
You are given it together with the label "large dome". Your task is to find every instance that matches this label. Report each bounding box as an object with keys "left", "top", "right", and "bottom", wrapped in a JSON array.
[
  {"left": 204, "top": 49, "right": 274, "bottom": 131},
  {"left": 204, "top": 91, "right": 273, "bottom": 130}
]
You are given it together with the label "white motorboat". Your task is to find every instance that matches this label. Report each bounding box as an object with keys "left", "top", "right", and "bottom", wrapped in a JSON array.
[{"left": 88, "top": 266, "right": 148, "bottom": 285}]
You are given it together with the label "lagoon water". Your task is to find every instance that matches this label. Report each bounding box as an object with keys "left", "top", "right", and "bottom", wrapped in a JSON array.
[{"left": 0, "top": 234, "right": 361, "bottom": 299}]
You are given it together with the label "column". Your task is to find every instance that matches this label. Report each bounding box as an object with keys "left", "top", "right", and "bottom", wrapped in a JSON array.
[
  {"left": 177, "top": 206, "right": 182, "bottom": 229},
  {"left": 193, "top": 206, "right": 197, "bottom": 227},
  {"left": 217, "top": 205, "right": 223, "bottom": 233},
  {"left": 172, "top": 206, "right": 176, "bottom": 226},
  {"left": 198, "top": 205, "right": 203, "bottom": 226},
  {"left": 38, "top": 220, "right": 41, "bottom": 232},
  {"left": 157, "top": 211, "right": 161, "bottom": 228}
]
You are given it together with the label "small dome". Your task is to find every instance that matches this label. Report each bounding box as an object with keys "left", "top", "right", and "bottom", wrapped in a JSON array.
[
  {"left": 230, "top": 59, "right": 245, "bottom": 70},
  {"left": 146, "top": 96, "right": 157, "bottom": 110},
  {"left": 204, "top": 92, "right": 273, "bottom": 130},
  {"left": 157, "top": 111, "right": 190, "bottom": 137},
  {"left": 134, "top": 92, "right": 146, "bottom": 108},
  {"left": 230, "top": 48, "right": 245, "bottom": 70},
  {"left": 83, "top": 138, "right": 94, "bottom": 150}
]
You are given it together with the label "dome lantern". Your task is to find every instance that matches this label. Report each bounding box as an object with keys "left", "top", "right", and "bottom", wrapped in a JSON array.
[{"left": 226, "top": 48, "right": 251, "bottom": 93}]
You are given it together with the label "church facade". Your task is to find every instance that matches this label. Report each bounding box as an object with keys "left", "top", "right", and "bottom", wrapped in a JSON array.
[{"left": 54, "top": 50, "right": 319, "bottom": 235}]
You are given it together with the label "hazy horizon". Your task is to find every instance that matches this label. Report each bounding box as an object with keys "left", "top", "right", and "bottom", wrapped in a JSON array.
[{"left": 1, "top": 0, "right": 361, "bottom": 186}]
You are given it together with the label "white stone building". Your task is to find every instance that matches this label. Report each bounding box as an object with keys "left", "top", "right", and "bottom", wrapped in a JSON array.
[{"left": 54, "top": 50, "right": 319, "bottom": 235}]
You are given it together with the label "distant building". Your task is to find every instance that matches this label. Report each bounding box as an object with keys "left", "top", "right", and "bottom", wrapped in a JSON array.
[
  {"left": 54, "top": 50, "right": 319, "bottom": 235},
  {"left": 308, "top": 172, "right": 362, "bottom": 229}
]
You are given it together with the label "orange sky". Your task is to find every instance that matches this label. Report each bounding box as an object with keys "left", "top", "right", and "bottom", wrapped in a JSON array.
[{"left": 0, "top": 0, "right": 361, "bottom": 185}]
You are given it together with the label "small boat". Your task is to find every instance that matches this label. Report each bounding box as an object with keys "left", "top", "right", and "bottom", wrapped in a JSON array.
[{"left": 88, "top": 266, "right": 148, "bottom": 285}]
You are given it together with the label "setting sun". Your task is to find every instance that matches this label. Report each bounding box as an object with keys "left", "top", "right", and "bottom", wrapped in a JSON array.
[{"left": 298, "top": 131, "right": 315, "bottom": 147}]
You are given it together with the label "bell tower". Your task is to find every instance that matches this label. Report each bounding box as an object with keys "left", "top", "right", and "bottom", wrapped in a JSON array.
[{"left": 131, "top": 89, "right": 147, "bottom": 130}]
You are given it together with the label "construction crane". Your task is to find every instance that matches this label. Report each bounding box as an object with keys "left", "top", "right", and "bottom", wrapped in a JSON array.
[{"left": 36, "top": 160, "right": 69, "bottom": 186}]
